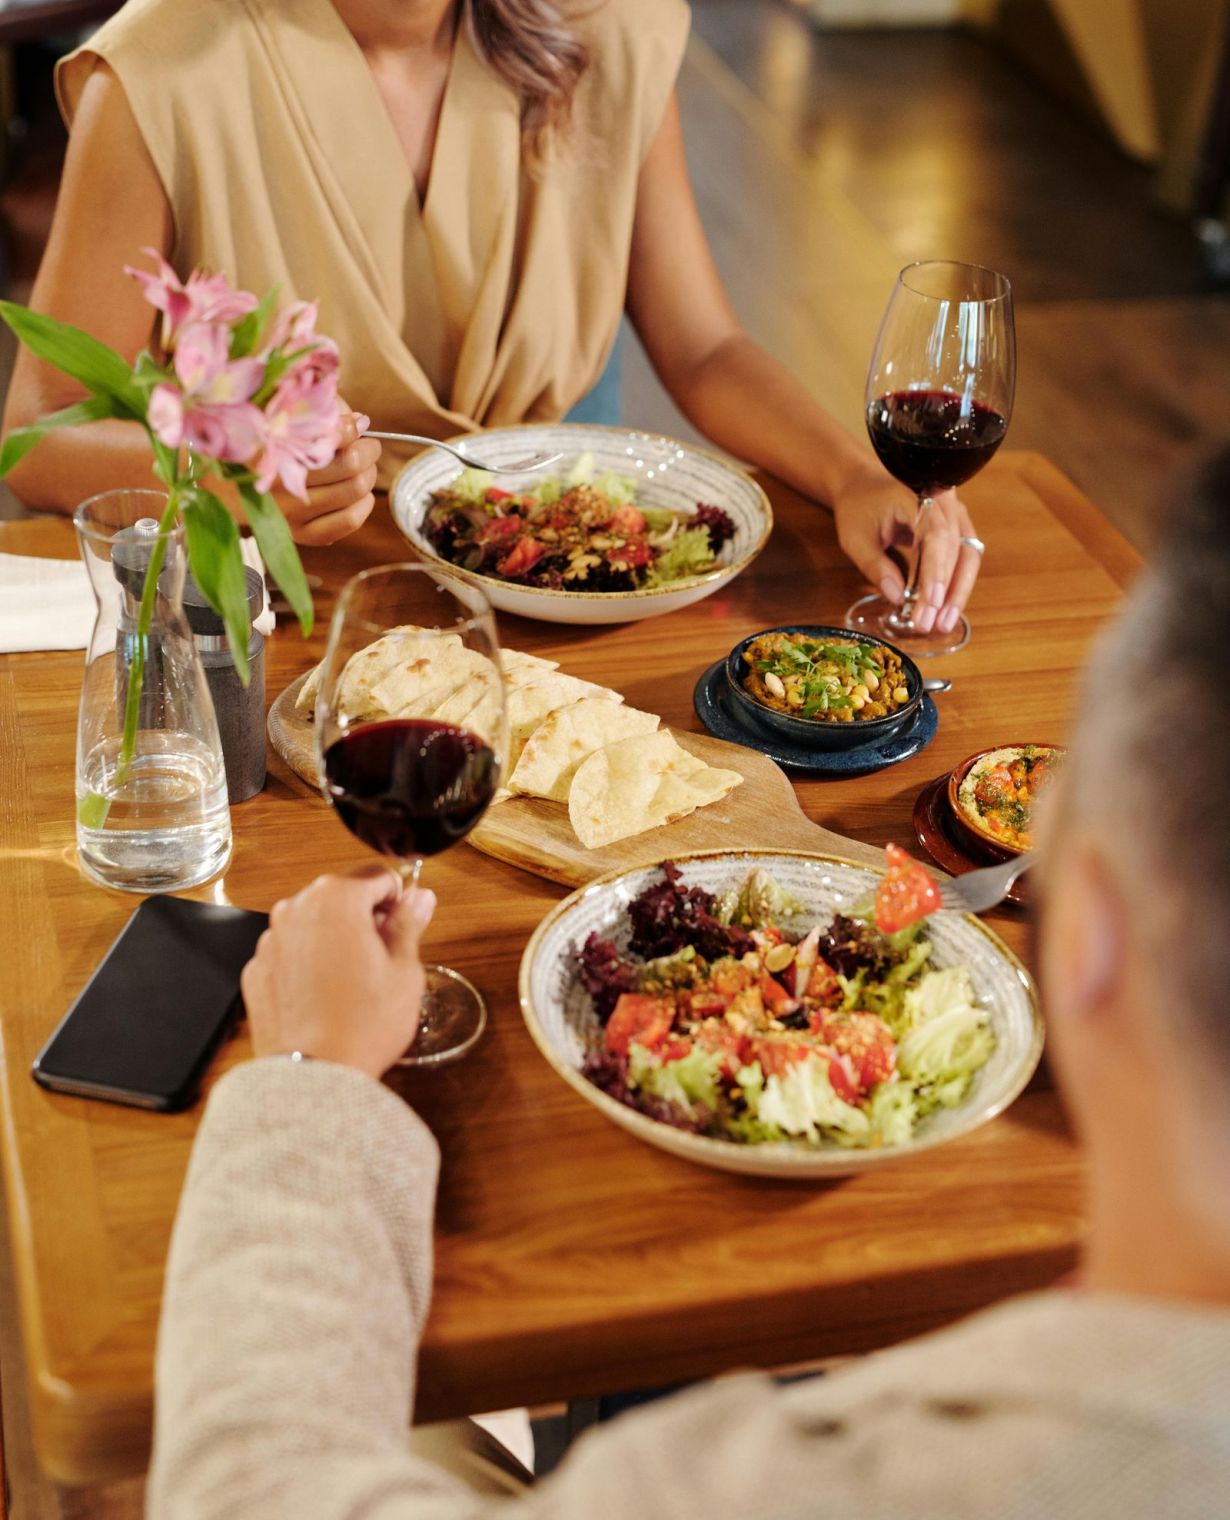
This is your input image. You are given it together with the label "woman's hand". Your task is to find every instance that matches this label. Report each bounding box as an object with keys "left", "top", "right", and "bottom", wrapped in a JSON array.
[
  {"left": 832, "top": 464, "right": 983, "bottom": 636},
  {"left": 241, "top": 869, "right": 436, "bottom": 1078},
  {"left": 271, "top": 411, "right": 382, "bottom": 547}
]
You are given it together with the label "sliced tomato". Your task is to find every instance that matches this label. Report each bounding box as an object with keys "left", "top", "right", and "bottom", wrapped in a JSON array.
[
  {"left": 608, "top": 540, "right": 653, "bottom": 572},
  {"left": 475, "top": 514, "right": 522, "bottom": 545},
  {"left": 688, "top": 988, "right": 731, "bottom": 1019},
  {"left": 604, "top": 993, "right": 675, "bottom": 1057},
  {"left": 484, "top": 487, "right": 515, "bottom": 502},
  {"left": 758, "top": 973, "right": 799, "bottom": 1017},
  {"left": 805, "top": 956, "right": 842, "bottom": 1006},
  {"left": 694, "top": 1019, "right": 749, "bottom": 1078},
  {"left": 608, "top": 503, "right": 647, "bottom": 535},
  {"left": 497, "top": 537, "right": 547, "bottom": 578},
  {"left": 822, "top": 1049, "right": 860, "bottom": 1105},
  {"left": 657, "top": 1036, "right": 693, "bottom": 1064},
  {"left": 874, "top": 842, "right": 942, "bottom": 935},
  {"left": 750, "top": 1038, "right": 813, "bottom": 1080},
  {"left": 821, "top": 1012, "right": 896, "bottom": 1092}
]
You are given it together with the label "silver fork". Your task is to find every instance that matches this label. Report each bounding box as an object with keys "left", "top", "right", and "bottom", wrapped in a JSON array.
[
  {"left": 938, "top": 851, "right": 1038, "bottom": 914},
  {"left": 365, "top": 431, "right": 563, "bottom": 474}
]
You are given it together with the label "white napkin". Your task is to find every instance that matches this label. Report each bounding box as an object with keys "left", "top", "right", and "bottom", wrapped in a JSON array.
[
  {"left": 0, "top": 552, "right": 94, "bottom": 652},
  {"left": 0, "top": 540, "right": 275, "bottom": 654}
]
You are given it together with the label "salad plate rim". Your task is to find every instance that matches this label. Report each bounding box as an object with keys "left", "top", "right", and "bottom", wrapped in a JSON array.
[
  {"left": 518, "top": 847, "right": 1045, "bottom": 1176},
  {"left": 390, "top": 422, "right": 774, "bottom": 602}
]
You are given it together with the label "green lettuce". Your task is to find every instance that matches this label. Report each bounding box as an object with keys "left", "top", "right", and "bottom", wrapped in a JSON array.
[
  {"left": 714, "top": 868, "right": 807, "bottom": 930},
  {"left": 864, "top": 1082, "right": 917, "bottom": 1147},
  {"left": 643, "top": 526, "right": 718, "bottom": 587},
  {"left": 896, "top": 968, "right": 996, "bottom": 1114},
  {"left": 754, "top": 1057, "right": 871, "bottom": 1144},
  {"left": 628, "top": 1043, "right": 723, "bottom": 1112}
]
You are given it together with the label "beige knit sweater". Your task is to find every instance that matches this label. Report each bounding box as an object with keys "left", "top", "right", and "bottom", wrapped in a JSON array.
[{"left": 148, "top": 1061, "right": 1230, "bottom": 1519}]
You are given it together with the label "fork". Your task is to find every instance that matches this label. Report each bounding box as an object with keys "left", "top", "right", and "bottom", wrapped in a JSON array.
[
  {"left": 937, "top": 851, "right": 1038, "bottom": 914},
  {"left": 365, "top": 431, "right": 563, "bottom": 474}
]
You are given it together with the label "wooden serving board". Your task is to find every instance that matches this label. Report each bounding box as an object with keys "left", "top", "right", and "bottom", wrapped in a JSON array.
[{"left": 267, "top": 674, "right": 883, "bottom": 889}]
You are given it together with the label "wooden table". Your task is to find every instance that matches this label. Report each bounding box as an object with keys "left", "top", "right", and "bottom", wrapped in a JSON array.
[{"left": 0, "top": 452, "right": 1138, "bottom": 1486}]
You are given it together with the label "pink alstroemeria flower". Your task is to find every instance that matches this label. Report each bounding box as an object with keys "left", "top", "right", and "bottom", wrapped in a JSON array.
[
  {"left": 263, "top": 299, "right": 340, "bottom": 388},
  {"left": 253, "top": 368, "right": 344, "bottom": 501},
  {"left": 148, "top": 321, "right": 266, "bottom": 464},
  {"left": 125, "top": 248, "right": 258, "bottom": 350}
]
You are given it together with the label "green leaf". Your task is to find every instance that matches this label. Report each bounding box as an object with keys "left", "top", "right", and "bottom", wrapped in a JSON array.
[
  {"left": 229, "top": 286, "right": 280, "bottom": 359},
  {"left": 130, "top": 349, "right": 171, "bottom": 397},
  {"left": 0, "top": 394, "right": 118, "bottom": 476},
  {"left": 0, "top": 302, "right": 143, "bottom": 414},
  {"left": 181, "top": 488, "right": 252, "bottom": 685},
  {"left": 237, "top": 482, "right": 313, "bottom": 635}
]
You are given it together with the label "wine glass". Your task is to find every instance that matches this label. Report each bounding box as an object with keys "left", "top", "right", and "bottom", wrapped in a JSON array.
[
  {"left": 314, "top": 564, "right": 508, "bottom": 1065},
  {"left": 847, "top": 261, "right": 1015, "bottom": 656}
]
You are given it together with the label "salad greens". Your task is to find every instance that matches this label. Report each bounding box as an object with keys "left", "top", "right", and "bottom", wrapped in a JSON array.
[
  {"left": 423, "top": 451, "right": 738, "bottom": 594},
  {"left": 579, "top": 862, "right": 996, "bottom": 1151}
]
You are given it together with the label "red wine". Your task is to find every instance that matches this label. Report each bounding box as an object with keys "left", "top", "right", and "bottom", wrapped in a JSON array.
[
  {"left": 867, "top": 390, "right": 1007, "bottom": 494},
  {"left": 323, "top": 719, "right": 497, "bottom": 859}
]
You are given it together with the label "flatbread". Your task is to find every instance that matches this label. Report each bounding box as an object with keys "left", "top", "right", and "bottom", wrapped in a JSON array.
[
  {"left": 365, "top": 642, "right": 491, "bottom": 720},
  {"left": 509, "top": 698, "right": 659, "bottom": 803},
  {"left": 506, "top": 673, "right": 622, "bottom": 771},
  {"left": 500, "top": 648, "right": 559, "bottom": 682},
  {"left": 569, "top": 730, "right": 743, "bottom": 849},
  {"left": 423, "top": 668, "right": 504, "bottom": 751},
  {"left": 295, "top": 625, "right": 461, "bottom": 717}
]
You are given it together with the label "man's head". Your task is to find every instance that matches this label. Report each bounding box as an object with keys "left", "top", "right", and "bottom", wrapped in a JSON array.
[{"left": 1039, "top": 448, "right": 1230, "bottom": 1294}]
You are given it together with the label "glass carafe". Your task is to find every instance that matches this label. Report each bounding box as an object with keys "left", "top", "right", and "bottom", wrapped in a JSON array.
[{"left": 73, "top": 489, "right": 231, "bottom": 892}]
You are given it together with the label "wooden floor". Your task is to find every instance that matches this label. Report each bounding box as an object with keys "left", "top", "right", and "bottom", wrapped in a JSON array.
[
  {"left": 619, "top": 1, "right": 1230, "bottom": 552},
  {"left": 3, "top": 6, "right": 1229, "bottom": 543}
]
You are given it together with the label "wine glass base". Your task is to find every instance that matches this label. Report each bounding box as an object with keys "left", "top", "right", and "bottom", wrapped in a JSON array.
[
  {"left": 845, "top": 593, "right": 970, "bottom": 657},
  {"left": 395, "top": 964, "right": 488, "bottom": 1067}
]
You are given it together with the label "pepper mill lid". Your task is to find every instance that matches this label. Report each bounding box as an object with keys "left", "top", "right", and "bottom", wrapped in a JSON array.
[
  {"left": 110, "top": 517, "right": 163, "bottom": 596},
  {"left": 176, "top": 568, "right": 266, "bottom": 637}
]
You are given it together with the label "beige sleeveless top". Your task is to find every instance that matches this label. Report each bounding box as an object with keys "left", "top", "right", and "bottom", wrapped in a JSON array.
[{"left": 58, "top": 0, "right": 689, "bottom": 484}]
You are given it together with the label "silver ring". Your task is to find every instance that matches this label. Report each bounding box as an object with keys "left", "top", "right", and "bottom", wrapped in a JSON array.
[{"left": 959, "top": 535, "right": 986, "bottom": 556}]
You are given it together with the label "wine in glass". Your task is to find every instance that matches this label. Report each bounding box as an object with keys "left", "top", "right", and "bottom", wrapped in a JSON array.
[
  {"left": 847, "top": 260, "right": 1015, "bottom": 656},
  {"left": 314, "top": 564, "right": 507, "bottom": 1065}
]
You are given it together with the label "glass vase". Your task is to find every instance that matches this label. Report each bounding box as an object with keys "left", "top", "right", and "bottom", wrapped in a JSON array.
[{"left": 73, "top": 489, "right": 231, "bottom": 892}]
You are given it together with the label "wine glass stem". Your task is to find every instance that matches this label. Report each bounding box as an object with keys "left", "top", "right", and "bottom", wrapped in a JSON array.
[
  {"left": 900, "top": 493, "right": 933, "bottom": 625},
  {"left": 397, "top": 857, "right": 425, "bottom": 891}
]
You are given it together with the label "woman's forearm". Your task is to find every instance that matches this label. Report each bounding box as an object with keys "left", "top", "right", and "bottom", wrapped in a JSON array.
[
  {"left": 4, "top": 416, "right": 173, "bottom": 516},
  {"left": 667, "top": 332, "right": 878, "bottom": 508}
]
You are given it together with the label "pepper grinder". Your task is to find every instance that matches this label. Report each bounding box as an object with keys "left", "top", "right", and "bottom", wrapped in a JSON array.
[{"left": 176, "top": 567, "right": 267, "bottom": 802}]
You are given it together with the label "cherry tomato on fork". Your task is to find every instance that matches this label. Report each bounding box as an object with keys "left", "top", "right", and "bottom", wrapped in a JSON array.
[{"left": 874, "top": 843, "right": 942, "bottom": 935}]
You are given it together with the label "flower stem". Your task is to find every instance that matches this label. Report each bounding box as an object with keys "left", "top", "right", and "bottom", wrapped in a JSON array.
[{"left": 113, "top": 491, "right": 182, "bottom": 787}]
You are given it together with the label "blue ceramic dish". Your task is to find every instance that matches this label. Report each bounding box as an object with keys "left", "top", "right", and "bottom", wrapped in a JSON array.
[
  {"left": 693, "top": 661, "right": 938, "bottom": 776},
  {"left": 724, "top": 625, "right": 924, "bottom": 752}
]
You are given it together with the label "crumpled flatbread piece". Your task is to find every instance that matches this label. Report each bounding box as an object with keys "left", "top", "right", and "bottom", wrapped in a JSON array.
[{"left": 568, "top": 729, "right": 743, "bottom": 849}]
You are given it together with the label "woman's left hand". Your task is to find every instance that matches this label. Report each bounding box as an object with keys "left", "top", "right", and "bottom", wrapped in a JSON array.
[{"left": 832, "top": 466, "right": 983, "bottom": 636}]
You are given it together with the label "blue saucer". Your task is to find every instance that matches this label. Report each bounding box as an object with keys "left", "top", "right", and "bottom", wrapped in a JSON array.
[{"left": 693, "top": 661, "right": 939, "bottom": 776}]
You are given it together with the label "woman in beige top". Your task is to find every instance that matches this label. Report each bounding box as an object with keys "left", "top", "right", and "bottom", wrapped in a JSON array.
[{"left": 3, "top": 0, "right": 981, "bottom": 632}]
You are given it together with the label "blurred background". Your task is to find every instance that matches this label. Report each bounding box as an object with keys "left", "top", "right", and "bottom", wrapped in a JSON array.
[{"left": 1, "top": 0, "right": 1228, "bottom": 546}]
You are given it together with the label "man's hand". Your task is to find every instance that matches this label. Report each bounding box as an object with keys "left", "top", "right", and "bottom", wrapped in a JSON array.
[
  {"left": 832, "top": 464, "right": 983, "bottom": 636},
  {"left": 241, "top": 870, "right": 436, "bottom": 1078},
  {"left": 273, "top": 411, "right": 382, "bottom": 547}
]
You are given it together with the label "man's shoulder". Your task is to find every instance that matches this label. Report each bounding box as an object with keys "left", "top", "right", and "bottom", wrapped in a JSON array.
[{"left": 556, "top": 1293, "right": 1230, "bottom": 1520}]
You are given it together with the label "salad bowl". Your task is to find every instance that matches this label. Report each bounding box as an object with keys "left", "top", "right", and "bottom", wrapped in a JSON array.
[
  {"left": 390, "top": 423, "right": 773, "bottom": 625},
  {"left": 519, "top": 850, "right": 1044, "bottom": 1179}
]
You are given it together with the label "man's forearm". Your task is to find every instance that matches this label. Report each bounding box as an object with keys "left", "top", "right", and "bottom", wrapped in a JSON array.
[{"left": 147, "top": 1060, "right": 460, "bottom": 1519}]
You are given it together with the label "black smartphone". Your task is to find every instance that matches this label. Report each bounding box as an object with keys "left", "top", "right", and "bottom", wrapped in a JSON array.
[{"left": 32, "top": 896, "right": 268, "bottom": 1111}]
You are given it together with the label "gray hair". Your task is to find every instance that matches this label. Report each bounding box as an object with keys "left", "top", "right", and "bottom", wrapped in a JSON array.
[{"left": 1061, "top": 448, "right": 1230, "bottom": 1072}]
